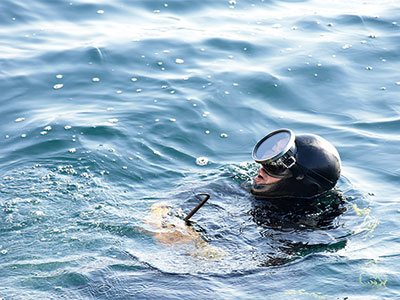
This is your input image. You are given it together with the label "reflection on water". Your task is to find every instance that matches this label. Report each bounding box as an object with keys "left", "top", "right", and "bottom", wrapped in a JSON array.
[
  {"left": 251, "top": 190, "right": 347, "bottom": 231},
  {"left": 250, "top": 190, "right": 348, "bottom": 266}
]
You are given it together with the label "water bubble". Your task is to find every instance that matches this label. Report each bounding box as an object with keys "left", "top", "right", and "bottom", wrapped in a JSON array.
[
  {"left": 44, "top": 126, "right": 52, "bottom": 131},
  {"left": 169, "top": 118, "right": 176, "bottom": 122},
  {"left": 196, "top": 157, "right": 209, "bottom": 166},
  {"left": 205, "top": 130, "right": 210, "bottom": 134},
  {"left": 116, "top": 90, "right": 122, "bottom": 94},
  {"left": 365, "top": 66, "right": 373, "bottom": 70},
  {"left": 314, "top": 73, "right": 318, "bottom": 77},
  {"left": 224, "top": 91, "right": 230, "bottom": 95},
  {"left": 108, "top": 119, "right": 118, "bottom": 123},
  {"left": 40, "top": 131, "right": 47, "bottom": 135},
  {"left": 396, "top": 82, "right": 400, "bottom": 85},
  {"left": 5, "top": 135, "right": 9, "bottom": 139},
  {"left": 64, "top": 125, "right": 71, "bottom": 130},
  {"left": 56, "top": 74, "right": 63, "bottom": 79},
  {"left": 175, "top": 58, "right": 184, "bottom": 64},
  {"left": 360, "top": 40, "right": 367, "bottom": 44},
  {"left": 15, "top": 117, "right": 25, "bottom": 123},
  {"left": 107, "top": 107, "right": 114, "bottom": 111},
  {"left": 220, "top": 133, "right": 228, "bottom": 138},
  {"left": 272, "top": 24, "right": 281, "bottom": 28},
  {"left": 1, "top": 250, "right": 7, "bottom": 255},
  {"left": 154, "top": 150, "right": 161, "bottom": 155},
  {"left": 136, "top": 89, "right": 142, "bottom": 92},
  {"left": 53, "top": 84, "right": 64, "bottom": 89},
  {"left": 233, "top": 83, "right": 239, "bottom": 87},
  {"left": 157, "top": 61, "right": 163, "bottom": 65},
  {"left": 164, "top": 3, "right": 168, "bottom": 7},
  {"left": 92, "top": 77, "right": 100, "bottom": 82},
  {"left": 131, "top": 77, "right": 137, "bottom": 82},
  {"left": 200, "top": 48, "right": 206, "bottom": 52},
  {"left": 153, "top": 9, "right": 160, "bottom": 13},
  {"left": 368, "top": 34, "right": 377, "bottom": 38},
  {"left": 327, "top": 23, "right": 333, "bottom": 27},
  {"left": 342, "top": 44, "right": 352, "bottom": 49},
  {"left": 69, "top": 148, "right": 76, "bottom": 153},
  {"left": 380, "top": 87, "right": 386, "bottom": 90},
  {"left": 122, "top": 166, "right": 128, "bottom": 170},
  {"left": 21, "top": 134, "right": 27, "bottom": 138},
  {"left": 97, "top": 10, "right": 104, "bottom": 14}
]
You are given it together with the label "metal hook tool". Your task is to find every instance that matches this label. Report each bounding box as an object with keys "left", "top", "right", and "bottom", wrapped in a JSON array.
[{"left": 184, "top": 193, "right": 210, "bottom": 222}]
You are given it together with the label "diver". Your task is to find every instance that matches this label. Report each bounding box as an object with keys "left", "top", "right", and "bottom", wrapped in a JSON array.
[{"left": 251, "top": 128, "right": 341, "bottom": 200}]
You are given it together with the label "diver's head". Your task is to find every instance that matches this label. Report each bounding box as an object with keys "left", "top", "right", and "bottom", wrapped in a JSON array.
[{"left": 251, "top": 129, "right": 341, "bottom": 199}]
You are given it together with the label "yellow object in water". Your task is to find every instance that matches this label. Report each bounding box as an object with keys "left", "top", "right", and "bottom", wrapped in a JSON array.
[{"left": 143, "top": 202, "right": 225, "bottom": 258}]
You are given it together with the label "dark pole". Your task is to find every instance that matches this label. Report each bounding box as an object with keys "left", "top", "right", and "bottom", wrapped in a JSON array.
[{"left": 184, "top": 193, "right": 210, "bottom": 222}]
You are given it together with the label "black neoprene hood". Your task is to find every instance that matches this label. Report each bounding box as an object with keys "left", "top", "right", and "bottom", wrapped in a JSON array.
[{"left": 251, "top": 133, "right": 341, "bottom": 199}]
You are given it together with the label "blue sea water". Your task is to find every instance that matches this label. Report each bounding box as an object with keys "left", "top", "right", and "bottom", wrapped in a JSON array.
[{"left": 1, "top": 0, "right": 400, "bottom": 299}]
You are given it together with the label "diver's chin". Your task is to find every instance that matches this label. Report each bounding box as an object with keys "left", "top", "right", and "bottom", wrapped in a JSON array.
[{"left": 251, "top": 183, "right": 270, "bottom": 196}]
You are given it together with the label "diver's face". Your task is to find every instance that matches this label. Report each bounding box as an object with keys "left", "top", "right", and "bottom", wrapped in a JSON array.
[{"left": 254, "top": 168, "right": 282, "bottom": 185}]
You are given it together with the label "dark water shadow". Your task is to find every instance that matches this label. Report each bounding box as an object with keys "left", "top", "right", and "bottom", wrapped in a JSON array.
[{"left": 249, "top": 190, "right": 348, "bottom": 266}]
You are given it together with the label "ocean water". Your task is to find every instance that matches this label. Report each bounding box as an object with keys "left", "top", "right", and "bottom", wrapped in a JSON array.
[{"left": 1, "top": 0, "right": 400, "bottom": 299}]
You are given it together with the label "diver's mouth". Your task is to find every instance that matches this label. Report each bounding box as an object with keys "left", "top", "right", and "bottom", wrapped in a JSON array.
[{"left": 255, "top": 173, "right": 266, "bottom": 182}]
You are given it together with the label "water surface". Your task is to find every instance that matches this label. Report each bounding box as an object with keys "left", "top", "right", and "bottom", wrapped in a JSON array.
[{"left": 1, "top": 0, "right": 400, "bottom": 299}]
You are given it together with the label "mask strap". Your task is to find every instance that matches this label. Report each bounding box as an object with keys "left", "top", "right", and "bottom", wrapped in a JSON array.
[{"left": 290, "top": 163, "right": 334, "bottom": 190}]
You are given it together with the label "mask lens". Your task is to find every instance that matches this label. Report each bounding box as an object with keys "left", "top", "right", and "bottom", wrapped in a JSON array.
[
  {"left": 253, "top": 130, "right": 292, "bottom": 161},
  {"left": 253, "top": 129, "right": 296, "bottom": 177}
]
